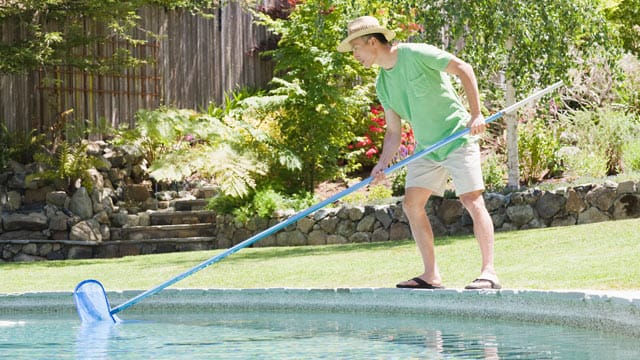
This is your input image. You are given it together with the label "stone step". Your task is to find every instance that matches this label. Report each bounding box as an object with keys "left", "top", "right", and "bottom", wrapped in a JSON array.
[
  {"left": 171, "top": 199, "right": 210, "bottom": 211},
  {"left": 98, "top": 236, "right": 221, "bottom": 258},
  {"left": 149, "top": 210, "right": 216, "bottom": 226},
  {"left": 110, "top": 223, "right": 216, "bottom": 241},
  {"left": 0, "top": 237, "right": 223, "bottom": 260}
]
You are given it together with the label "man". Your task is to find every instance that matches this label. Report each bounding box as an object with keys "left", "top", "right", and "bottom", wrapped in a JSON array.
[{"left": 338, "top": 16, "right": 501, "bottom": 290}]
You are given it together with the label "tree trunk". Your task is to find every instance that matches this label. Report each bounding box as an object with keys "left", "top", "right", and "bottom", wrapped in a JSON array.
[
  {"left": 505, "top": 37, "right": 520, "bottom": 189},
  {"left": 505, "top": 77, "right": 519, "bottom": 189}
]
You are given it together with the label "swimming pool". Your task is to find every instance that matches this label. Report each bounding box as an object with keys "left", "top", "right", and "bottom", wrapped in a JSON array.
[{"left": 2, "top": 288, "right": 639, "bottom": 359}]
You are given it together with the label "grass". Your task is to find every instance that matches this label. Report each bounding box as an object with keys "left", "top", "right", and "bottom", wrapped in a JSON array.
[{"left": 0, "top": 218, "right": 638, "bottom": 294}]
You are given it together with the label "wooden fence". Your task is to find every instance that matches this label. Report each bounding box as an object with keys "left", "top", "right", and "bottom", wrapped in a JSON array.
[{"left": 0, "top": 1, "right": 278, "bottom": 133}]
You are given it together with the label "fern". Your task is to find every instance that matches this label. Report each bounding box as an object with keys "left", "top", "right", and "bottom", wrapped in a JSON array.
[{"left": 30, "top": 141, "right": 99, "bottom": 193}]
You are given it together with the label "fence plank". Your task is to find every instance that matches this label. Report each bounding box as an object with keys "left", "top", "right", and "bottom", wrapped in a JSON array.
[{"left": 0, "top": 2, "right": 277, "bottom": 134}]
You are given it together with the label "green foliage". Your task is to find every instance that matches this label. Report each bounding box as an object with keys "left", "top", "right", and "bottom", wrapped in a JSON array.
[
  {"left": 482, "top": 153, "right": 507, "bottom": 192},
  {"left": 207, "top": 187, "right": 316, "bottom": 222},
  {"left": 518, "top": 118, "right": 562, "bottom": 185},
  {"left": 0, "top": 124, "right": 46, "bottom": 169},
  {"left": 391, "top": 168, "right": 407, "bottom": 197},
  {"left": 30, "top": 141, "right": 102, "bottom": 192},
  {"left": 342, "top": 184, "right": 393, "bottom": 206},
  {"left": 606, "top": 0, "right": 640, "bottom": 55},
  {"left": 114, "top": 95, "right": 302, "bottom": 198},
  {"left": 413, "top": 0, "right": 613, "bottom": 101},
  {"left": 616, "top": 54, "right": 640, "bottom": 114},
  {"left": 558, "top": 108, "right": 640, "bottom": 178},
  {"left": 622, "top": 139, "right": 640, "bottom": 171},
  {"left": 252, "top": 0, "right": 405, "bottom": 192}
]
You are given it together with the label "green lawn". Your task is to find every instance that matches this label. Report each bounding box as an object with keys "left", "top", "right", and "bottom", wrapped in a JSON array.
[{"left": 1, "top": 218, "right": 638, "bottom": 294}]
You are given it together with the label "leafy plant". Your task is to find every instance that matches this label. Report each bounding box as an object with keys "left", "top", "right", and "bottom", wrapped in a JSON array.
[
  {"left": 252, "top": 0, "right": 392, "bottom": 192},
  {"left": 622, "top": 139, "right": 640, "bottom": 171},
  {"left": 518, "top": 117, "right": 562, "bottom": 185},
  {"left": 558, "top": 107, "right": 639, "bottom": 178},
  {"left": 0, "top": 124, "right": 46, "bottom": 169},
  {"left": 114, "top": 93, "right": 302, "bottom": 198},
  {"left": 30, "top": 141, "right": 103, "bottom": 193},
  {"left": 207, "top": 187, "right": 316, "bottom": 222},
  {"left": 482, "top": 153, "right": 507, "bottom": 192}
]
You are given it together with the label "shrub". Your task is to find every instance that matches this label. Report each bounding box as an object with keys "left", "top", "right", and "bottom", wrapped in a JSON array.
[
  {"left": 342, "top": 184, "right": 393, "bottom": 206},
  {"left": 207, "top": 187, "right": 316, "bottom": 222},
  {"left": 518, "top": 117, "right": 562, "bottom": 185},
  {"left": 557, "top": 108, "right": 640, "bottom": 178},
  {"left": 623, "top": 139, "right": 640, "bottom": 171},
  {"left": 482, "top": 153, "right": 507, "bottom": 192}
]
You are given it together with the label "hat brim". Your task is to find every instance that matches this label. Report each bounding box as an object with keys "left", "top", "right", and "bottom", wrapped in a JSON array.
[{"left": 337, "top": 28, "right": 396, "bottom": 52}]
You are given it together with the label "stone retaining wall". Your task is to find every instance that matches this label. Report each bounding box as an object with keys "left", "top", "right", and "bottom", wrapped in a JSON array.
[{"left": 2, "top": 177, "right": 639, "bottom": 262}]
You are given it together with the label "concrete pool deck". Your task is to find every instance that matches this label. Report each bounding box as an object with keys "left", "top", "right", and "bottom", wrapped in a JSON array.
[{"left": 2, "top": 288, "right": 639, "bottom": 337}]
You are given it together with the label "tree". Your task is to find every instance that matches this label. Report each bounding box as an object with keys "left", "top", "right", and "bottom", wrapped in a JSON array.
[
  {"left": 410, "top": 0, "right": 612, "bottom": 188},
  {"left": 607, "top": 0, "right": 640, "bottom": 56}
]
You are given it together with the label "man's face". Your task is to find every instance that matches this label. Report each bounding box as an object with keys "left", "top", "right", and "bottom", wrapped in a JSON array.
[{"left": 350, "top": 36, "right": 375, "bottom": 68}]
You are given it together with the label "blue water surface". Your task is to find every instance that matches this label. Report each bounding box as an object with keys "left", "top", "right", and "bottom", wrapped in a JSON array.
[{"left": 1, "top": 309, "right": 639, "bottom": 359}]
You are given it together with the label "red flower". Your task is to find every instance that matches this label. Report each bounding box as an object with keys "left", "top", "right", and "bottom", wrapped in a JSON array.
[
  {"left": 365, "top": 147, "right": 378, "bottom": 158},
  {"left": 368, "top": 125, "right": 384, "bottom": 133}
]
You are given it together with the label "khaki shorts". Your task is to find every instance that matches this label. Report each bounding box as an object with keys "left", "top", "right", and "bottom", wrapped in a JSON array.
[{"left": 405, "top": 142, "right": 484, "bottom": 197}]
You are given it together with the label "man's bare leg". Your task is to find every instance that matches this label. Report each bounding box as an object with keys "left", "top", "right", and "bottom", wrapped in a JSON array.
[
  {"left": 459, "top": 190, "right": 500, "bottom": 287},
  {"left": 396, "top": 187, "right": 442, "bottom": 287}
]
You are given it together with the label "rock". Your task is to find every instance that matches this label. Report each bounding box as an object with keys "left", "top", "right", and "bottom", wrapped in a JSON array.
[
  {"left": 613, "top": 194, "right": 640, "bottom": 220},
  {"left": 24, "top": 185, "right": 54, "bottom": 205},
  {"left": 577, "top": 207, "right": 611, "bottom": 225},
  {"left": 617, "top": 181, "right": 636, "bottom": 194},
  {"left": 125, "top": 184, "right": 151, "bottom": 202},
  {"left": 349, "top": 232, "right": 369, "bottom": 243},
  {"left": 484, "top": 193, "right": 507, "bottom": 212},
  {"left": 69, "top": 187, "right": 93, "bottom": 220},
  {"left": 536, "top": 192, "right": 566, "bottom": 219},
  {"left": 277, "top": 229, "right": 306, "bottom": 246},
  {"left": 356, "top": 214, "right": 376, "bottom": 232},
  {"left": 67, "top": 246, "right": 94, "bottom": 259},
  {"left": 437, "top": 199, "right": 463, "bottom": 225},
  {"left": 69, "top": 219, "right": 102, "bottom": 242},
  {"left": 2, "top": 212, "right": 48, "bottom": 231},
  {"left": 371, "top": 228, "right": 389, "bottom": 242},
  {"left": 585, "top": 185, "right": 617, "bottom": 212},
  {"left": 336, "top": 219, "right": 355, "bottom": 237},
  {"left": 6, "top": 191, "right": 22, "bottom": 211},
  {"left": 326, "top": 234, "right": 348, "bottom": 245},
  {"left": 46, "top": 191, "right": 69, "bottom": 208},
  {"left": 13, "top": 253, "right": 45, "bottom": 262},
  {"left": 0, "top": 230, "right": 48, "bottom": 240},
  {"left": 505, "top": 205, "right": 535, "bottom": 227},
  {"left": 389, "top": 222, "right": 411, "bottom": 240},
  {"left": 550, "top": 215, "right": 577, "bottom": 227},
  {"left": 297, "top": 217, "right": 315, "bottom": 233},
  {"left": 307, "top": 229, "right": 327, "bottom": 245},
  {"left": 319, "top": 216, "right": 339, "bottom": 233},
  {"left": 374, "top": 206, "right": 393, "bottom": 229},
  {"left": 347, "top": 206, "right": 365, "bottom": 221},
  {"left": 565, "top": 188, "right": 586, "bottom": 213}
]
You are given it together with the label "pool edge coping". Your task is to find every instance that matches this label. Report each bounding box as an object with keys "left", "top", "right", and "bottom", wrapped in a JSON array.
[{"left": 2, "top": 288, "right": 639, "bottom": 337}]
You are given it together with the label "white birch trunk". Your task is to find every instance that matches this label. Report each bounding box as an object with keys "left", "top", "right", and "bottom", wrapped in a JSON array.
[
  {"left": 505, "top": 37, "right": 519, "bottom": 189},
  {"left": 505, "top": 79, "right": 519, "bottom": 188}
]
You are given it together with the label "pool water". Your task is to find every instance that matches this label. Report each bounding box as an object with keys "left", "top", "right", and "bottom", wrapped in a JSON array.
[{"left": 2, "top": 309, "right": 639, "bottom": 359}]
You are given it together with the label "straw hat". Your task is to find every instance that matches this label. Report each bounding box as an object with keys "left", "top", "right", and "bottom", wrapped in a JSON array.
[{"left": 337, "top": 16, "right": 395, "bottom": 52}]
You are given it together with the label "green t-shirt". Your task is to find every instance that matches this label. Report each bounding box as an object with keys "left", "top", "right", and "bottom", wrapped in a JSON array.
[{"left": 376, "top": 43, "right": 471, "bottom": 161}]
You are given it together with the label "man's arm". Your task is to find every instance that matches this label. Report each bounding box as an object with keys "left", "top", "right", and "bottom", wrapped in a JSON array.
[
  {"left": 371, "top": 108, "right": 403, "bottom": 182},
  {"left": 445, "top": 57, "right": 485, "bottom": 135}
]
